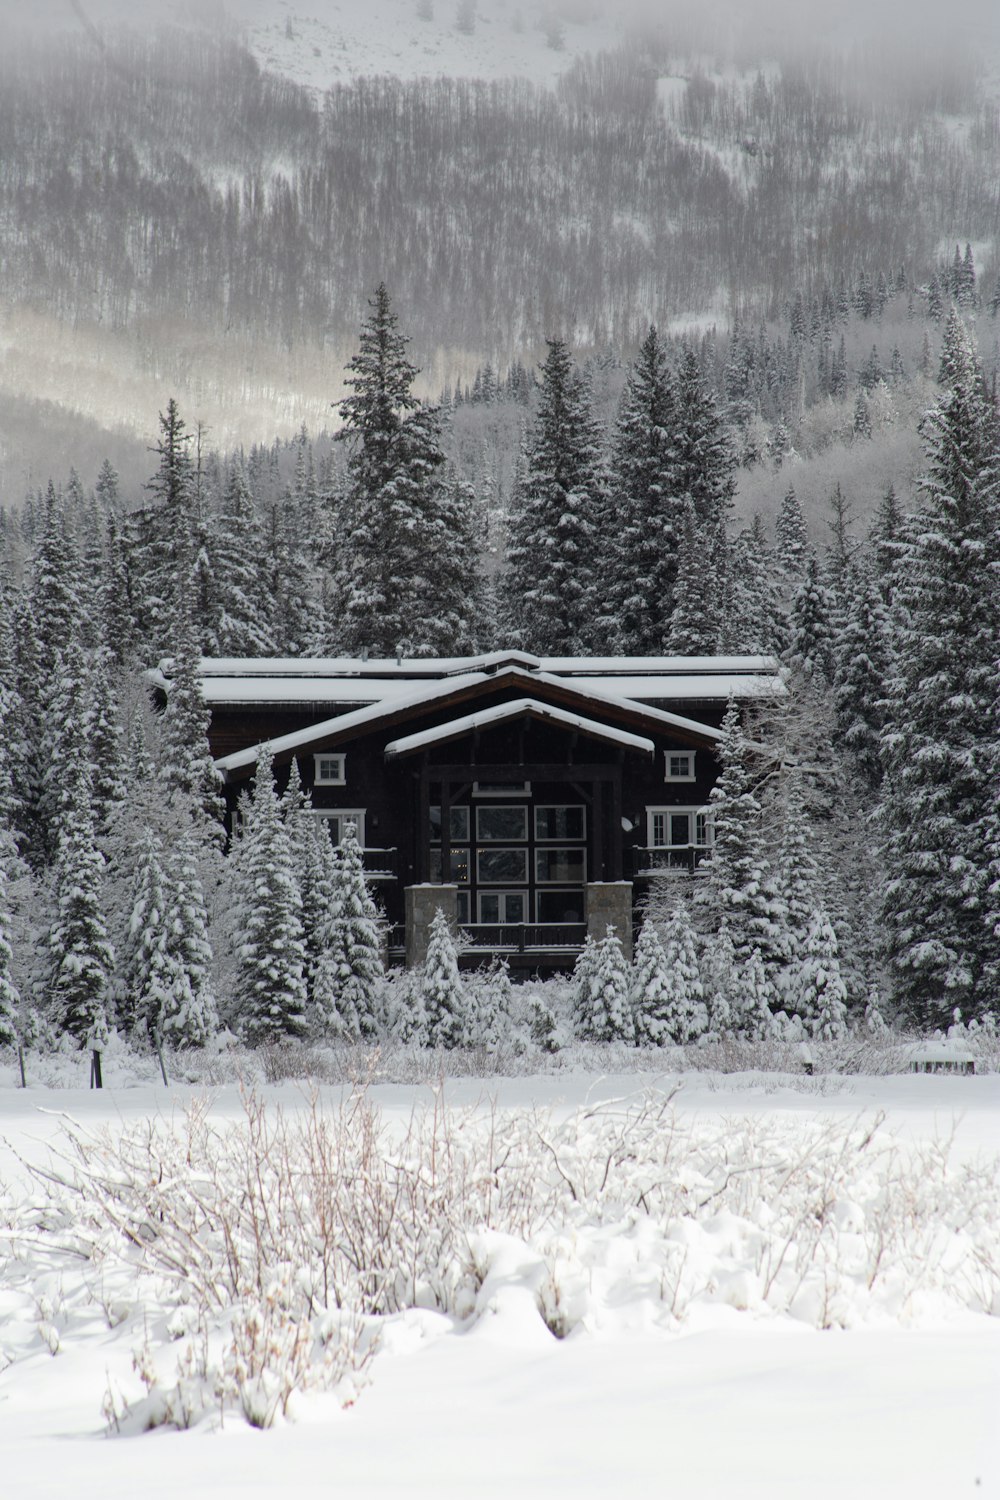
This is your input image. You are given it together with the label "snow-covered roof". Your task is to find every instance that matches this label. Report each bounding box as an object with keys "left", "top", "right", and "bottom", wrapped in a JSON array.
[
  {"left": 384, "top": 699, "right": 656, "bottom": 759},
  {"left": 213, "top": 665, "right": 722, "bottom": 778}
]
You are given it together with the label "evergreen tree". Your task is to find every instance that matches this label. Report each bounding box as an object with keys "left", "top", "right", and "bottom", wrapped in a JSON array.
[
  {"left": 212, "top": 463, "right": 276, "bottom": 656},
  {"left": 235, "top": 747, "right": 308, "bottom": 1044},
  {"left": 325, "top": 825, "right": 384, "bottom": 1038},
  {"left": 335, "top": 284, "right": 478, "bottom": 656},
  {"left": 421, "top": 907, "right": 466, "bottom": 1047},
  {"left": 791, "top": 910, "right": 849, "bottom": 1040},
  {"left": 159, "top": 598, "right": 225, "bottom": 829},
  {"left": 503, "top": 338, "right": 606, "bottom": 653},
  {"left": 785, "top": 557, "right": 835, "bottom": 683},
  {"left": 163, "top": 828, "right": 217, "bottom": 1047},
  {"left": 605, "top": 326, "right": 681, "bottom": 651},
  {"left": 880, "top": 313, "right": 999, "bottom": 1023},
  {"left": 0, "top": 832, "right": 21, "bottom": 1048},
  {"left": 580, "top": 925, "right": 634, "bottom": 1042},
  {"left": 832, "top": 569, "right": 891, "bottom": 790},
  {"left": 664, "top": 499, "right": 719, "bottom": 653},
  {"left": 129, "top": 399, "right": 197, "bottom": 656},
  {"left": 634, "top": 906, "right": 706, "bottom": 1044},
  {"left": 49, "top": 752, "right": 115, "bottom": 1047},
  {"left": 731, "top": 946, "right": 777, "bottom": 1039}
]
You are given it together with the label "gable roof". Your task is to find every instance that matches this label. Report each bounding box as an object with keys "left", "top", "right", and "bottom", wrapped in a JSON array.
[
  {"left": 384, "top": 699, "right": 657, "bottom": 760},
  {"left": 214, "top": 665, "right": 721, "bottom": 780}
]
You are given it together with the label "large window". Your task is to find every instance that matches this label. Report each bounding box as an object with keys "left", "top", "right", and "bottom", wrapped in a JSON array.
[
  {"left": 429, "top": 805, "right": 470, "bottom": 842},
  {"left": 429, "top": 847, "right": 471, "bottom": 884},
  {"left": 647, "top": 807, "right": 712, "bottom": 849},
  {"left": 476, "top": 805, "right": 528, "bottom": 842},
  {"left": 312, "top": 809, "right": 366, "bottom": 846},
  {"left": 535, "top": 848, "right": 587, "bottom": 884},
  {"left": 477, "top": 848, "right": 529, "bottom": 884},
  {"left": 534, "top": 805, "right": 585, "bottom": 841},
  {"left": 478, "top": 891, "right": 527, "bottom": 923}
]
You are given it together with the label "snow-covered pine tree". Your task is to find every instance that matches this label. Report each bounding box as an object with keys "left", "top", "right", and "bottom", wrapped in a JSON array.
[
  {"left": 604, "top": 325, "right": 682, "bottom": 652},
  {"left": 831, "top": 567, "right": 891, "bottom": 791},
  {"left": 325, "top": 825, "right": 384, "bottom": 1039},
  {"left": 85, "top": 653, "right": 128, "bottom": 840},
  {"left": 466, "top": 956, "right": 513, "bottom": 1051},
  {"left": 421, "top": 907, "right": 466, "bottom": 1048},
  {"left": 234, "top": 747, "right": 308, "bottom": 1045},
  {"left": 0, "top": 831, "right": 20, "bottom": 1047},
  {"left": 880, "top": 312, "right": 1000, "bottom": 1024},
  {"left": 334, "top": 284, "right": 478, "bottom": 656},
  {"left": 503, "top": 337, "right": 606, "bottom": 653},
  {"left": 128, "top": 398, "right": 197, "bottom": 657},
  {"left": 633, "top": 907, "right": 706, "bottom": 1045},
  {"left": 775, "top": 486, "right": 808, "bottom": 585},
  {"left": 122, "top": 827, "right": 175, "bottom": 1039},
  {"left": 162, "top": 828, "right": 218, "bottom": 1048},
  {"left": 702, "top": 922, "right": 736, "bottom": 1040},
  {"left": 664, "top": 498, "right": 719, "bottom": 653},
  {"left": 731, "top": 946, "right": 777, "bottom": 1040},
  {"left": 630, "top": 918, "right": 672, "bottom": 1044},
  {"left": 577, "top": 925, "right": 633, "bottom": 1042},
  {"left": 211, "top": 463, "right": 276, "bottom": 656},
  {"left": 784, "top": 557, "right": 835, "bottom": 683},
  {"left": 698, "top": 699, "right": 779, "bottom": 968},
  {"left": 791, "top": 909, "right": 849, "bottom": 1040},
  {"left": 49, "top": 750, "right": 115, "bottom": 1048},
  {"left": 159, "top": 597, "right": 225, "bottom": 831}
]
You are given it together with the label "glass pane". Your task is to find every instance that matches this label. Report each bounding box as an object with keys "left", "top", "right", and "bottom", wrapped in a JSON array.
[
  {"left": 457, "top": 891, "right": 470, "bottom": 925},
  {"left": 668, "top": 754, "right": 693, "bottom": 779},
  {"left": 669, "top": 813, "right": 691, "bottom": 846},
  {"left": 477, "top": 848, "right": 528, "bottom": 883},
  {"left": 504, "top": 892, "right": 526, "bottom": 923},
  {"left": 429, "top": 805, "right": 470, "bottom": 842},
  {"left": 429, "top": 848, "right": 470, "bottom": 883},
  {"left": 536, "top": 849, "right": 586, "bottom": 883},
  {"left": 479, "top": 893, "right": 500, "bottom": 923},
  {"left": 476, "top": 805, "right": 528, "bottom": 841},
  {"left": 651, "top": 812, "right": 666, "bottom": 847},
  {"left": 537, "top": 890, "right": 584, "bottom": 923},
  {"left": 535, "top": 805, "right": 585, "bottom": 840}
]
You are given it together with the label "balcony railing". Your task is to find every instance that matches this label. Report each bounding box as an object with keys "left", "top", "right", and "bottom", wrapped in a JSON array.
[
  {"left": 460, "top": 922, "right": 587, "bottom": 953},
  {"left": 627, "top": 845, "right": 712, "bottom": 878},
  {"left": 361, "top": 847, "right": 399, "bottom": 881}
]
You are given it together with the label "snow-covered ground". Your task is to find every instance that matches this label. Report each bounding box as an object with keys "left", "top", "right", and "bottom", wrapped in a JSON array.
[{"left": 2, "top": 1069, "right": 998, "bottom": 1498}]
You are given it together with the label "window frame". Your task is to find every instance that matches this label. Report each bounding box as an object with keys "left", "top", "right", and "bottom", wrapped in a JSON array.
[
  {"left": 475, "top": 804, "right": 529, "bottom": 842},
  {"left": 534, "top": 847, "right": 588, "bottom": 885},
  {"left": 314, "top": 752, "right": 346, "bottom": 787},
  {"left": 476, "top": 847, "right": 530, "bottom": 885},
  {"left": 647, "top": 806, "right": 713, "bottom": 850},
  {"left": 310, "top": 808, "right": 366, "bottom": 846},
  {"left": 471, "top": 780, "right": 532, "bottom": 797},
  {"left": 664, "top": 751, "right": 697, "bottom": 783},
  {"left": 534, "top": 804, "right": 587, "bottom": 842}
]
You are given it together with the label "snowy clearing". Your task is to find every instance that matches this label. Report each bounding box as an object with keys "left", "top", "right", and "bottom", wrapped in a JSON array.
[{"left": 1, "top": 1069, "right": 998, "bottom": 1499}]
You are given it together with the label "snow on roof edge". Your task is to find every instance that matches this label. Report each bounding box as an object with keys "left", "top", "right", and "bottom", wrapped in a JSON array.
[{"left": 384, "top": 699, "right": 657, "bottom": 759}]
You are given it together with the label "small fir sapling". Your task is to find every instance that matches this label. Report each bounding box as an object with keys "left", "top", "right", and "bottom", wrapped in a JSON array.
[
  {"left": 629, "top": 919, "right": 673, "bottom": 1044},
  {"left": 731, "top": 946, "right": 777, "bottom": 1040},
  {"left": 702, "top": 922, "right": 737, "bottom": 1040},
  {"left": 421, "top": 907, "right": 467, "bottom": 1048},
  {"left": 571, "top": 932, "right": 600, "bottom": 1039},
  {"left": 326, "top": 826, "right": 384, "bottom": 1039},
  {"left": 466, "top": 956, "right": 513, "bottom": 1050},
  {"left": 579, "top": 926, "right": 634, "bottom": 1043},
  {"left": 793, "top": 909, "right": 849, "bottom": 1040}
]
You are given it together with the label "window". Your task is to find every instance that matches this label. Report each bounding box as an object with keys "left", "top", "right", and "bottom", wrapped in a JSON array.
[
  {"left": 314, "top": 753, "right": 346, "bottom": 786},
  {"left": 429, "top": 847, "right": 471, "bottom": 884},
  {"left": 478, "top": 891, "right": 527, "bottom": 924},
  {"left": 664, "top": 751, "right": 696, "bottom": 782},
  {"left": 477, "top": 848, "right": 529, "bottom": 884},
  {"left": 457, "top": 890, "right": 471, "bottom": 926},
  {"left": 647, "top": 807, "right": 712, "bottom": 849},
  {"left": 535, "top": 848, "right": 587, "bottom": 884},
  {"left": 312, "top": 809, "right": 366, "bottom": 846},
  {"left": 535, "top": 805, "right": 586, "bottom": 841},
  {"left": 429, "top": 805, "right": 470, "bottom": 842},
  {"left": 472, "top": 780, "right": 531, "bottom": 797},
  {"left": 476, "top": 805, "right": 528, "bottom": 842}
]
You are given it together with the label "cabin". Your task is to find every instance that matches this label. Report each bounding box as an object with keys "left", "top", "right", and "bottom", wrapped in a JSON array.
[{"left": 153, "top": 651, "right": 782, "bottom": 970}]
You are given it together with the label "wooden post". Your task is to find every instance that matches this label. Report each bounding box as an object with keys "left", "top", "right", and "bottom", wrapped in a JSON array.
[
  {"left": 17, "top": 1042, "right": 26, "bottom": 1089},
  {"left": 90, "top": 1050, "right": 103, "bottom": 1089},
  {"left": 154, "top": 1034, "right": 169, "bottom": 1087}
]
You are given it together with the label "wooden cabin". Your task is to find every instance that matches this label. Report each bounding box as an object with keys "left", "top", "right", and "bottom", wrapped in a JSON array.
[{"left": 153, "top": 651, "right": 782, "bottom": 969}]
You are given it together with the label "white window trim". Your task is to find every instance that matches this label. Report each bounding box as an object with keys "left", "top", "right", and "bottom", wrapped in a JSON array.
[
  {"left": 664, "top": 751, "right": 697, "bottom": 783},
  {"left": 472, "top": 781, "right": 532, "bottom": 797},
  {"left": 535, "top": 847, "right": 588, "bottom": 884},
  {"left": 477, "top": 890, "right": 529, "bottom": 924},
  {"left": 430, "top": 804, "right": 471, "bottom": 843},
  {"left": 311, "top": 808, "right": 366, "bottom": 846},
  {"left": 476, "top": 847, "right": 530, "bottom": 885},
  {"left": 314, "top": 752, "right": 346, "bottom": 786},
  {"left": 476, "top": 804, "right": 529, "bottom": 842},
  {"left": 647, "top": 806, "right": 713, "bottom": 849}
]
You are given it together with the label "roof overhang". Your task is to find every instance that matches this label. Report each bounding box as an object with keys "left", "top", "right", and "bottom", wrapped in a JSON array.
[{"left": 384, "top": 699, "right": 656, "bottom": 760}]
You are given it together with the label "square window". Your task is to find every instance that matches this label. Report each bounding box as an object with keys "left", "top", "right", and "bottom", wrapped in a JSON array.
[
  {"left": 477, "top": 848, "right": 529, "bottom": 884},
  {"left": 476, "top": 805, "right": 528, "bottom": 841},
  {"left": 315, "top": 753, "right": 346, "bottom": 786},
  {"left": 479, "top": 891, "right": 527, "bottom": 924},
  {"left": 665, "top": 752, "right": 695, "bottom": 782},
  {"left": 535, "top": 805, "right": 586, "bottom": 840}
]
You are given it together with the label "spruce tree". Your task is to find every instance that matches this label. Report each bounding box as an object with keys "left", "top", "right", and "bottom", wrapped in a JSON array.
[
  {"left": 792, "top": 910, "right": 849, "bottom": 1040},
  {"left": 503, "top": 338, "right": 606, "bottom": 653},
  {"left": 212, "top": 464, "right": 276, "bottom": 656},
  {"left": 0, "top": 833, "right": 21, "bottom": 1048},
  {"left": 732, "top": 946, "right": 777, "bottom": 1040},
  {"left": 880, "top": 313, "right": 999, "bottom": 1024},
  {"left": 159, "top": 598, "right": 225, "bottom": 830},
  {"left": 235, "top": 747, "right": 308, "bottom": 1044},
  {"left": 325, "top": 825, "right": 384, "bottom": 1039},
  {"left": 634, "top": 907, "right": 706, "bottom": 1044},
  {"left": 335, "top": 284, "right": 478, "bottom": 656},
  {"left": 421, "top": 907, "right": 466, "bottom": 1048},
  {"left": 49, "top": 753, "right": 115, "bottom": 1047},
  {"left": 576, "top": 926, "right": 633, "bottom": 1042},
  {"left": 605, "top": 326, "right": 681, "bottom": 651}
]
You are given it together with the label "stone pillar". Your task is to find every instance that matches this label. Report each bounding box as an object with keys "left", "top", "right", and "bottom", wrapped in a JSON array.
[
  {"left": 585, "top": 881, "right": 634, "bottom": 961},
  {"left": 405, "top": 884, "right": 458, "bottom": 968}
]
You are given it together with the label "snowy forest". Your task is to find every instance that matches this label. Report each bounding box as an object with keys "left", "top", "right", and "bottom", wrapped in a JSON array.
[{"left": 1, "top": 269, "right": 999, "bottom": 1074}]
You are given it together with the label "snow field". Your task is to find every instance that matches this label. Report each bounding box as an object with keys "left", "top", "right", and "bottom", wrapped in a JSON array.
[{"left": 1, "top": 1073, "right": 999, "bottom": 1497}]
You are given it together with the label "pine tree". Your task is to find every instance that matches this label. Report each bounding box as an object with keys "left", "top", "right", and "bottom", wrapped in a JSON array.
[
  {"left": 503, "top": 338, "right": 606, "bottom": 653},
  {"left": 880, "top": 313, "right": 999, "bottom": 1023},
  {"left": 785, "top": 557, "right": 835, "bottom": 683},
  {"left": 335, "top": 284, "right": 478, "bottom": 656},
  {"left": 129, "top": 399, "right": 197, "bottom": 656},
  {"left": 49, "top": 752, "right": 115, "bottom": 1047},
  {"left": 605, "top": 326, "right": 682, "bottom": 651},
  {"left": 325, "top": 825, "right": 384, "bottom": 1038},
  {"left": 466, "top": 956, "right": 513, "bottom": 1051},
  {"left": 159, "top": 598, "right": 225, "bottom": 830},
  {"left": 634, "top": 907, "right": 706, "bottom": 1044},
  {"left": 421, "top": 907, "right": 466, "bottom": 1048},
  {"left": 0, "top": 831, "right": 21, "bottom": 1048},
  {"left": 212, "top": 464, "right": 277, "bottom": 656},
  {"left": 235, "top": 748, "right": 308, "bottom": 1044},
  {"left": 163, "top": 828, "right": 217, "bottom": 1047},
  {"left": 699, "top": 699, "right": 783, "bottom": 974},
  {"left": 664, "top": 499, "right": 719, "bottom": 653},
  {"left": 832, "top": 569, "right": 891, "bottom": 790},
  {"left": 732, "top": 946, "right": 777, "bottom": 1039},
  {"left": 791, "top": 910, "right": 849, "bottom": 1040},
  {"left": 576, "top": 926, "right": 633, "bottom": 1042}
]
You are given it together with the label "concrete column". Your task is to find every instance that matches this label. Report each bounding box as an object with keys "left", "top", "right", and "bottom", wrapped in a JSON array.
[
  {"left": 405, "top": 883, "right": 458, "bottom": 968},
  {"left": 585, "top": 881, "right": 634, "bottom": 961}
]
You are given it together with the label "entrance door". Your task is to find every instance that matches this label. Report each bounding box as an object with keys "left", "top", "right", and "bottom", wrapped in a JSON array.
[{"left": 478, "top": 891, "right": 528, "bottom": 924}]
